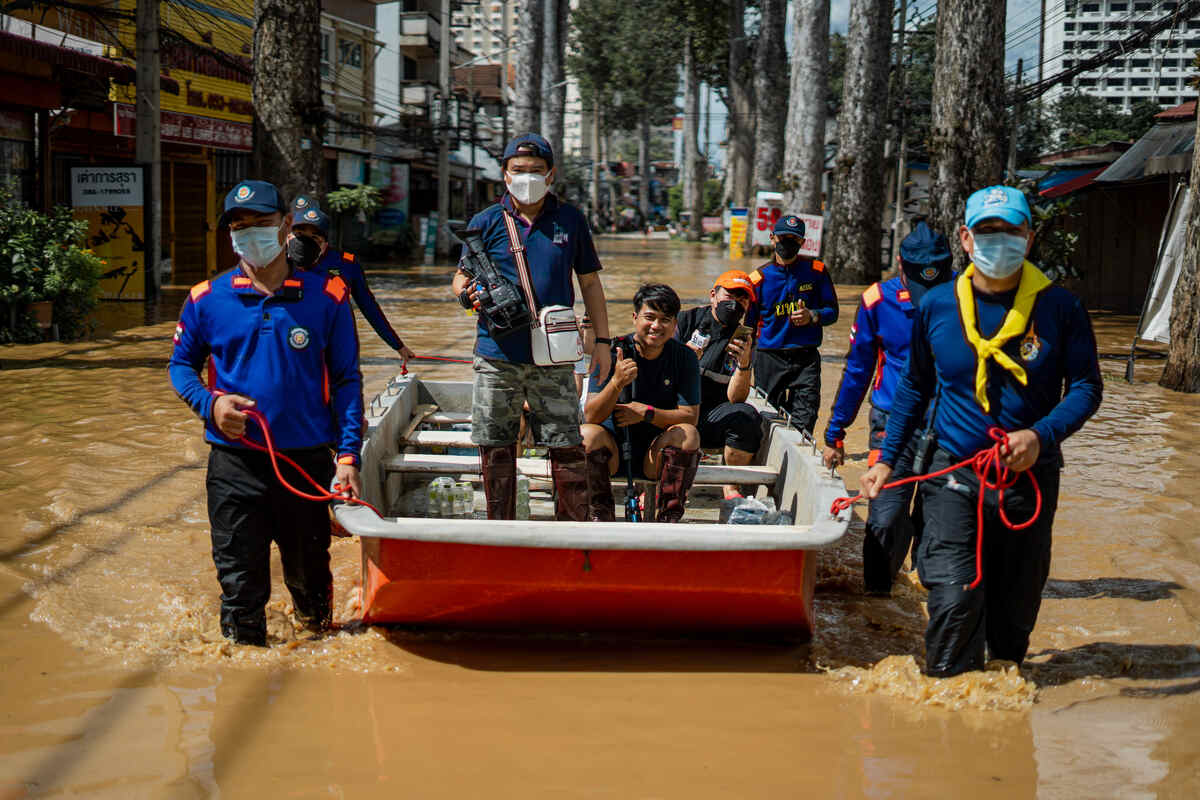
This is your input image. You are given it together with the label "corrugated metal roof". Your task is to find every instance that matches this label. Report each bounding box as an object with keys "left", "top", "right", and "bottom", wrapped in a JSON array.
[{"left": 1095, "top": 122, "right": 1195, "bottom": 183}]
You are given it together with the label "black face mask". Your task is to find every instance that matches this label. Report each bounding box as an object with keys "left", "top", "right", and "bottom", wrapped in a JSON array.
[
  {"left": 287, "top": 235, "right": 322, "bottom": 268},
  {"left": 714, "top": 299, "right": 744, "bottom": 329},
  {"left": 775, "top": 238, "right": 801, "bottom": 260}
]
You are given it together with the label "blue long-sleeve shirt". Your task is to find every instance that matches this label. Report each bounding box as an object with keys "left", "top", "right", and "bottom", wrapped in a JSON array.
[
  {"left": 748, "top": 258, "right": 839, "bottom": 350},
  {"left": 168, "top": 267, "right": 365, "bottom": 465},
  {"left": 880, "top": 279, "right": 1102, "bottom": 467},
  {"left": 825, "top": 276, "right": 916, "bottom": 446},
  {"left": 307, "top": 248, "right": 404, "bottom": 352}
]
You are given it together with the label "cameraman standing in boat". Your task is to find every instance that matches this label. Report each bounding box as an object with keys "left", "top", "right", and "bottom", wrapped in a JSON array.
[{"left": 451, "top": 133, "right": 613, "bottom": 521}]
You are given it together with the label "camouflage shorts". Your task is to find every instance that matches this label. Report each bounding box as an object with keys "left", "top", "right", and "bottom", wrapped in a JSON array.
[{"left": 471, "top": 356, "right": 582, "bottom": 447}]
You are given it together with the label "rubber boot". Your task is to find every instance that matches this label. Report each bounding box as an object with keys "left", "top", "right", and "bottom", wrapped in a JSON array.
[
  {"left": 586, "top": 447, "right": 616, "bottom": 522},
  {"left": 550, "top": 445, "right": 590, "bottom": 522},
  {"left": 655, "top": 446, "right": 700, "bottom": 523},
  {"left": 480, "top": 444, "right": 517, "bottom": 520}
]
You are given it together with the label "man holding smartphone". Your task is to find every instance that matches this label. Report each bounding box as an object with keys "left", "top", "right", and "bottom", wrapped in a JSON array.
[{"left": 674, "top": 270, "right": 763, "bottom": 500}]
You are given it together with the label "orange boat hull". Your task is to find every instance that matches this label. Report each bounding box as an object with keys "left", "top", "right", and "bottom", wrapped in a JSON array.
[{"left": 360, "top": 538, "right": 818, "bottom": 639}]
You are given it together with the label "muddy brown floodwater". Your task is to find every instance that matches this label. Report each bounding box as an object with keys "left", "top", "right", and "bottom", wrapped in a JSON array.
[{"left": 1, "top": 238, "right": 1199, "bottom": 797}]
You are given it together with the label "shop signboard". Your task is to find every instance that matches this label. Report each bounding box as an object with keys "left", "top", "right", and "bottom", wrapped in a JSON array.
[
  {"left": 69, "top": 164, "right": 148, "bottom": 300},
  {"left": 750, "top": 191, "right": 823, "bottom": 258},
  {"left": 728, "top": 207, "right": 748, "bottom": 258},
  {"left": 377, "top": 163, "right": 410, "bottom": 228}
]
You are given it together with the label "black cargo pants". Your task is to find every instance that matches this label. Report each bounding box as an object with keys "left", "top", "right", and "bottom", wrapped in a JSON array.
[
  {"left": 862, "top": 406, "right": 924, "bottom": 595},
  {"left": 206, "top": 445, "right": 335, "bottom": 645},
  {"left": 916, "top": 447, "right": 1060, "bottom": 677},
  {"left": 754, "top": 346, "right": 821, "bottom": 434}
]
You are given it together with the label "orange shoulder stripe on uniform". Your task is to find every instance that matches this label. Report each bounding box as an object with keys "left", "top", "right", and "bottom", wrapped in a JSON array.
[
  {"left": 812, "top": 259, "right": 826, "bottom": 273},
  {"left": 861, "top": 283, "right": 882, "bottom": 308},
  {"left": 342, "top": 252, "right": 357, "bottom": 263},
  {"left": 748, "top": 269, "right": 763, "bottom": 284},
  {"left": 190, "top": 280, "right": 212, "bottom": 301},
  {"left": 283, "top": 278, "right": 302, "bottom": 288},
  {"left": 324, "top": 275, "right": 348, "bottom": 302}
]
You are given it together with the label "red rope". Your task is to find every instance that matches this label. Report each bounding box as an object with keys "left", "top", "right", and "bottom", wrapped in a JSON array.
[
  {"left": 830, "top": 427, "right": 1042, "bottom": 591},
  {"left": 400, "top": 354, "right": 474, "bottom": 376},
  {"left": 238, "top": 408, "right": 384, "bottom": 518}
]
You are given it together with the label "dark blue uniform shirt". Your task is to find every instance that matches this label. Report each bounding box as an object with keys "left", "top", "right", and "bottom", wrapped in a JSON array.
[
  {"left": 881, "top": 280, "right": 1102, "bottom": 466},
  {"left": 307, "top": 248, "right": 404, "bottom": 352},
  {"left": 168, "top": 267, "right": 365, "bottom": 465},
  {"left": 747, "top": 258, "right": 839, "bottom": 350},
  {"left": 463, "top": 194, "right": 601, "bottom": 364}
]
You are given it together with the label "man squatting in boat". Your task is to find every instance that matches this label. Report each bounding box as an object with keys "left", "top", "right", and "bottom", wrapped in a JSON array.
[
  {"left": 452, "top": 133, "right": 614, "bottom": 520},
  {"left": 168, "top": 180, "right": 364, "bottom": 646},
  {"left": 284, "top": 195, "right": 417, "bottom": 369},
  {"left": 861, "top": 186, "right": 1103, "bottom": 677},
  {"left": 672, "top": 270, "right": 764, "bottom": 501},
  {"left": 823, "top": 221, "right": 956, "bottom": 596},
  {"left": 583, "top": 284, "right": 704, "bottom": 522},
  {"left": 746, "top": 214, "right": 839, "bottom": 435}
]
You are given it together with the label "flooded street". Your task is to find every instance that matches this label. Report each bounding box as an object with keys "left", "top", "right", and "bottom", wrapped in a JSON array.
[{"left": 1, "top": 237, "right": 1199, "bottom": 797}]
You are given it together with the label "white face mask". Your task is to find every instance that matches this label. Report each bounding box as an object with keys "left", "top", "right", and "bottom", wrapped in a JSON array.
[
  {"left": 232, "top": 223, "right": 285, "bottom": 268},
  {"left": 507, "top": 171, "right": 549, "bottom": 205},
  {"left": 970, "top": 231, "right": 1028, "bottom": 280}
]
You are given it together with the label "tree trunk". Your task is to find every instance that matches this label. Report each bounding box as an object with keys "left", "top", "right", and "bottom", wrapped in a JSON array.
[
  {"left": 513, "top": 0, "right": 544, "bottom": 135},
  {"left": 639, "top": 115, "right": 651, "bottom": 221},
  {"left": 751, "top": 0, "right": 788, "bottom": 193},
  {"left": 683, "top": 31, "right": 703, "bottom": 241},
  {"left": 725, "top": 0, "right": 756, "bottom": 208},
  {"left": 781, "top": 0, "right": 830, "bottom": 215},
  {"left": 1160, "top": 114, "right": 1200, "bottom": 392},
  {"left": 252, "top": 0, "right": 323, "bottom": 202},
  {"left": 928, "top": 0, "right": 1007, "bottom": 268},
  {"left": 540, "top": 0, "right": 566, "bottom": 158},
  {"left": 825, "top": 0, "right": 892, "bottom": 283},
  {"left": 590, "top": 96, "right": 601, "bottom": 228}
]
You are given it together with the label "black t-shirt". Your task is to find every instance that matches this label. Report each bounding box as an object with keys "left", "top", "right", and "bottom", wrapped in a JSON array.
[
  {"left": 590, "top": 334, "right": 701, "bottom": 440},
  {"left": 674, "top": 305, "right": 745, "bottom": 412}
]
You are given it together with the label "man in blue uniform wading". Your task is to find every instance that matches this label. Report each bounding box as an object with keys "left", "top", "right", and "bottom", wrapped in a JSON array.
[
  {"left": 748, "top": 214, "right": 839, "bottom": 434},
  {"left": 861, "top": 186, "right": 1103, "bottom": 677},
  {"left": 823, "top": 221, "right": 954, "bottom": 595},
  {"left": 451, "top": 133, "right": 613, "bottom": 521},
  {"left": 168, "top": 180, "right": 364, "bottom": 646},
  {"left": 286, "top": 196, "right": 416, "bottom": 367}
]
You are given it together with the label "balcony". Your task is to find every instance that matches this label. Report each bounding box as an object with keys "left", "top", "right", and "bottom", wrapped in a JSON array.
[{"left": 399, "top": 12, "right": 441, "bottom": 54}]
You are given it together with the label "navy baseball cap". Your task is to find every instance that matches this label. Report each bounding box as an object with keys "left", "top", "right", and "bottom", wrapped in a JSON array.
[
  {"left": 502, "top": 133, "right": 554, "bottom": 168},
  {"left": 219, "top": 180, "right": 287, "bottom": 227},
  {"left": 291, "top": 207, "right": 331, "bottom": 237},
  {"left": 965, "top": 185, "right": 1031, "bottom": 229},
  {"left": 773, "top": 214, "right": 806, "bottom": 238},
  {"left": 292, "top": 194, "right": 320, "bottom": 214},
  {"left": 899, "top": 220, "right": 952, "bottom": 265}
]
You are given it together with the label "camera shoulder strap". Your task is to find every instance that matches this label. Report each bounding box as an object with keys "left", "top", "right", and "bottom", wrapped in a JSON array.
[{"left": 501, "top": 211, "right": 541, "bottom": 328}]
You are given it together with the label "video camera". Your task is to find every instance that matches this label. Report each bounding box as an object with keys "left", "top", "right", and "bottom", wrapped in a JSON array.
[{"left": 449, "top": 226, "right": 531, "bottom": 340}]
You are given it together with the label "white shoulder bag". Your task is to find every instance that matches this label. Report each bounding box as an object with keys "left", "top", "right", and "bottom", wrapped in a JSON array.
[{"left": 501, "top": 211, "right": 583, "bottom": 366}]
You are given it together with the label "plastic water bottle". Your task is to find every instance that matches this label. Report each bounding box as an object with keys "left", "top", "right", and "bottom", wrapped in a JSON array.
[
  {"left": 458, "top": 482, "right": 475, "bottom": 518},
  {"left": 438, "top": 477, "right": 455, "bottom": 518},
  {"left": 426, "top": 479, "right": 441, "bottom": 518},
  {"left": 516, "top": 474, "right": 530, "bottom": 520}
]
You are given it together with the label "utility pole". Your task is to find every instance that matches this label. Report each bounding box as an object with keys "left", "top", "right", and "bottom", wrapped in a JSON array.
[
  {"left": 590, "top": 93, "right": 600, "bottom": 228},
  {"left": 1008, "top": 58, "right": 1023, "bottom": 181},
  {"left": 502, "top": 0, "right": 511, "bottom": 145},
  {"left": 470, "top": 93, "right": 478, "bottom": 215},
  {"left": 437, "top": 0, "right": 451, "bottom": 256},
  {"left": 136, "top": 0, "right": 161, "bottom": 297},
  {"left": 889, "top": 0, "right": 909, "bottom": 271}
]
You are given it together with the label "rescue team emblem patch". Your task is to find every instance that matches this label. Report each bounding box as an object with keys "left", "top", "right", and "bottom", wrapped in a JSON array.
[
  {"left": 235, "top": 185, "right": 254, "bottom": 202},
  {"left": 984, "top": 187, "right": 1007, "bottom": 207},
  {"left": 288, "top": 326, "right": 311, "bottom": 350},
  {"left": 304, "top": 210, "right": 320, "bottom": 221},
  {"left": 328, "top": 268, "right": 341, "bottom": 277},
  {"left": 1020, "top": 323, "right": 1042, "bottom": 362},
  {"left": 173, "top": 322, "right": 184, "bottom": 345},
  {"left": 785, "top": 215, "right": 801, "bottom": 228},
  {"left": 921, "top": 266, "right": 940, "bottom": 280},
  {"left": 295, "top": 197, "right": 308, "bottom": 208}
]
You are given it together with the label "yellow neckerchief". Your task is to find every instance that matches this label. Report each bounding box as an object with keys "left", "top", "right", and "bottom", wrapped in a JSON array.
[{"left": 955, "top": 260, "right": 1052, "bottom": 413}]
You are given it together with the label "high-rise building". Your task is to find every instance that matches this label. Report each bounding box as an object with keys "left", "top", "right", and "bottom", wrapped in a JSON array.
[{"left": 1041, "top": 0, "right": 1200, "bottom": 111}]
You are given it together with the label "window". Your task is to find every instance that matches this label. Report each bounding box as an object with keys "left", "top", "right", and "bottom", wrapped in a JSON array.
[
  {"left": 1161, "top": 77, "right": 1178, "bottom": 87},
  {"left": 1081, "top": 2, "right": 1100, "bottom": 11},
  {"left": 1078, "top": 77, "right": 1097, "bottom": 87},
  {"left": 1063, "top": 59, "right": 1075, "bottom": 68},
  {"left": 1064, "top": 22, "right": 1075, "bottom": 32},
  {"left": 403, "top": 56, "right": 417, "bottom": 81},
  {"left": 339, "top": 38, "right": 363, "bottom": 69},
  {"left": 1106, "top": 77, "right": 1125, "bottom": 88},
  {"left": 1133, "top": 1, "right": 1151, "bottom": 10},
  {"left": 1110, "top": 2, "right": 1127, "bottom": 9},
  {"left": 1131, "top": 58, "right": 1150, "bottom": 69},
  {"left": 1080, "top": 22, "right": 1100, "bottom": 31},
  {"left": 320, "top": 30, "right": 331, "bottom": 78},
  {"left": 1107, "top": 97, "right": 1125, "bottom": 107},
  {"left": 1130, "top": 77, "right": 1149, "bottom": 86}
]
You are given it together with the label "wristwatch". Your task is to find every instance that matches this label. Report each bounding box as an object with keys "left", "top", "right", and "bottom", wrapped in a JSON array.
[
  {"left": 595, "top": 336, "right": 613, "bottom": 345},
  {"left": 643, "top": 405, "right": 656, "bottom": 424}
]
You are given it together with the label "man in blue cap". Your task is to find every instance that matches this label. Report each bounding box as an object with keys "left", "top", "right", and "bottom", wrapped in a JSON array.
[
  {"left": 823, "top": 220, "right": 954, "bottom": 596},
  {"left": 861, "top": 185, "right": 1102, "bottom": 677},
  {"left": 451, "top": 133, "right": 614, "bottom": 521},
  {"left": 286, "top": 197, "right": 415, "bottom": 367},
  {"left": 747, "top": 214, "right": 839, "bottom": 434},
  {"left": 169, "top": 179, "right": 364, "bottom": 646}
]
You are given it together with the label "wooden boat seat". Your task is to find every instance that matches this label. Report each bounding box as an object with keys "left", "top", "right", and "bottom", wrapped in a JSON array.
[{"left": 382, "top": 453, "right": 779, "bottom": 486}]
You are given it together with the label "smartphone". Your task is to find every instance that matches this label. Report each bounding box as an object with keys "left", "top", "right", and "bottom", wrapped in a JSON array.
[{"left": 732, "top": 324, "right": 753, "bottom": 343}]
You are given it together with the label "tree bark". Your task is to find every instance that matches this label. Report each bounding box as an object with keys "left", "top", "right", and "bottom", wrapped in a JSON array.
[
  {"left": 540, "top": 0, "right": 566, "bottom": 158},
  {"left": 825, "top": 0, "right": 892, "bottom": 283},
  {"left": 781, "top": 0, "right": 830, "bottom": 215},
  {"left": 751, "top": 0, "right": 788, "bottom": 193},
  {"left": 1160, "top": 113, "right": 1200, "bottom": 392},
  {"left": 683, "top": 31, "right": 703, "bottom": 240},
  {"left": 639, "top": 115, "right": 651, "bottom": 221},
  {"left": 928, "top": 0, "right": 1007, "bottom": 268},
  {"left": 252, "top": 0, "right": 323, "bottom": 202},
  {"left": 724, "top": 0, "right": 756, "bottom": 208},
  {"left": 513, "top": 0, "right": 544, "bottom": 135}
]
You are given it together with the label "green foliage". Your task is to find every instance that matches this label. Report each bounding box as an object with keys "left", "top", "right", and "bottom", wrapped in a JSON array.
[
  {"left": 1046, "top": 91, "right": 1162, "bottom": 149},
  {"left": 326, "top": 184, "right": 382, "bottom": 216},
  {"left": 0, "top": 184, "right": 103, "bottom": 343},
  {"left": 828, "top": 33, "right": 847, "bottom": 115},
  {"left": 1031, "top": 196, "right": 1081, "bottom": 282},
  {"left": 667, "top": 178, "right": 723, "bottom": 220},
  {"left": 890, "top": 21, "right": 936, "bottom": 161}
]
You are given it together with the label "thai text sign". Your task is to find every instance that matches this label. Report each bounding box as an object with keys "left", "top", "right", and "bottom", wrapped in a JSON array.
[{"left": 70, "top": 165, "right": 147, "bottom": 300}]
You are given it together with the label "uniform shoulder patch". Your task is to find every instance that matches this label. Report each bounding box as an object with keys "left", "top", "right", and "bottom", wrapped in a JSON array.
[
  {"left": 748, "top": 269, "right": 763, "bottom": 285},
  {"left": 324, "top": 275, "right": 348, "bottom": 303},
  {"left": 861, "top": 283, "right": 882, "bottom": 308},
  {"left": 189, "top": 280, "right": 212, "bottom": 302},
  {"left": 812, "top": 260, "right": 826, "bottom": 273},
  {"left": 342, "top": 252, "right": 357, "bottom": 263}
]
